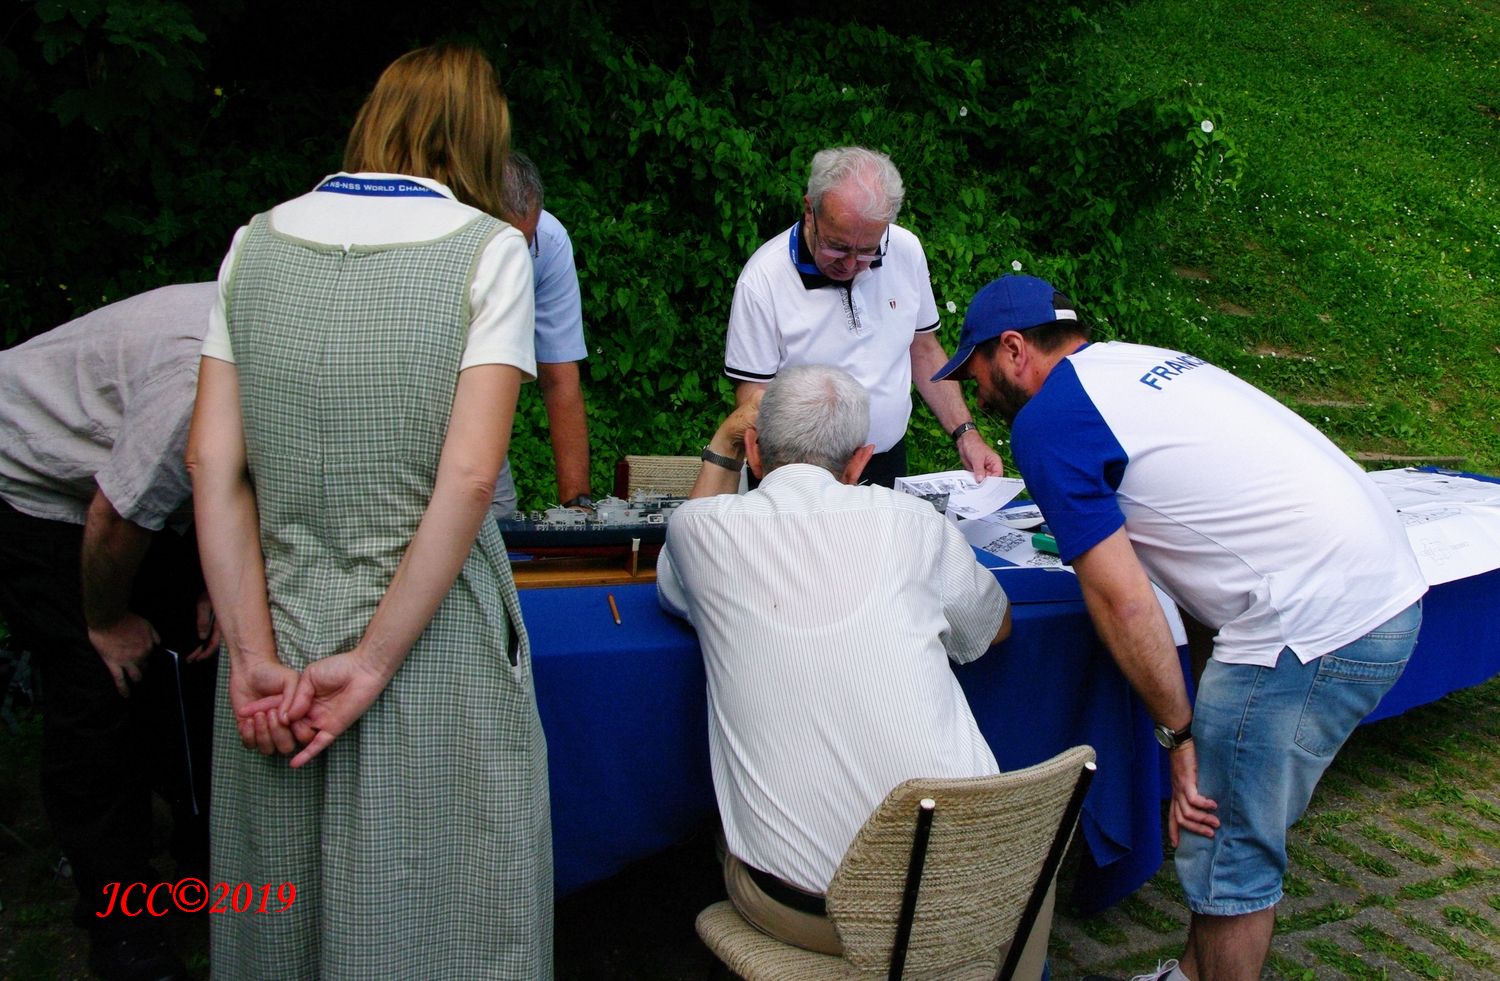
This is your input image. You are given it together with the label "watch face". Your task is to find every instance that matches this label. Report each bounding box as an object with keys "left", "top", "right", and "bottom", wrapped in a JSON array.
[{"left": 1155, "top": 724, "right": 1191, "bottom": 749}]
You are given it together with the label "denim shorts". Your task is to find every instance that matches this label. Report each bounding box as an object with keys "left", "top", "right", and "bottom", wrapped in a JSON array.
[{"left": 1175, "top": 601, "right": 1422, "bottom": 916}]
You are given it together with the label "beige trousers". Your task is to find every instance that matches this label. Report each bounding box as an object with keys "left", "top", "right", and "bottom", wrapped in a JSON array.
[
  {"left": 722, "top": 850, "right": 1056, "bottom": 978},
  {"left": 724, "top": 852, "right": 843, "bottom": 954}
]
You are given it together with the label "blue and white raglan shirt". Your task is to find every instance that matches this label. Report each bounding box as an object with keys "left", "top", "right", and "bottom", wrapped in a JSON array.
[{"left": 1012, "top": 341, "right": 1426, "bottom": 668}]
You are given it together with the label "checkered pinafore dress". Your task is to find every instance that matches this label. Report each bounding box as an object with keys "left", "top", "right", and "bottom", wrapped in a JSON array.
[{"left": 210, "top": 212, "right": 552, "bottom": 979}]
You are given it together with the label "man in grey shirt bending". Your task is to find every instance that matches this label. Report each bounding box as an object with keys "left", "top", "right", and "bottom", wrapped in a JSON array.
[{"left": 0, "top": 283, "right": 220, "bottom": 981}]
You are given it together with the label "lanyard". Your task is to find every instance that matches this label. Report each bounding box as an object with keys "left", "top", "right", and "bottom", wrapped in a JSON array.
[
  {"left": 786, "top": 220, "right": 823, "bottom": 277},
  {"left": 315, "top": 176, "right": 444, "bottom": 198}
]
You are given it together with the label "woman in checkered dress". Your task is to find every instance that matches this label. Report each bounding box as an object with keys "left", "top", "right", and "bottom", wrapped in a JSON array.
[{"left": 188, "top": 44, "right": 551, "bottom": 978}]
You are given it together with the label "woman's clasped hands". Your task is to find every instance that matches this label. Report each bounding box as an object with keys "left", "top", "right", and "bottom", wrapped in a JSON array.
[{"left": 230, "top": 650, "right": 392, "bottom": 768}]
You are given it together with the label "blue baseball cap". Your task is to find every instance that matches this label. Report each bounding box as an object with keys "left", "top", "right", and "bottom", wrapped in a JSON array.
[{"left": 931, "top": 275, "right": 1079, "bottom": 381}]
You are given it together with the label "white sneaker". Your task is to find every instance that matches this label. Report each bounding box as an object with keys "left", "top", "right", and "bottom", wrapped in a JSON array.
[{"left": 1128, "top": 959, "right": 1180, "bottom": 981}]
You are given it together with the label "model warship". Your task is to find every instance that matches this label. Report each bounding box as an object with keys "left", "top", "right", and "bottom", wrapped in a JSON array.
[{"left": 496, "top": 491, "right": 686, "bottom": 555}]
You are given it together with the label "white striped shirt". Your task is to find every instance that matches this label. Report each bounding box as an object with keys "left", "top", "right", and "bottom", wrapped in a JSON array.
[{"left": 658, "top": 464, "right": 1008, "bottom": 893}]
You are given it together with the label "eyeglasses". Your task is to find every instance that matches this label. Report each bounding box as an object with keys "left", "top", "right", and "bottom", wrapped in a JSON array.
[{"left": 811, "top": 209, "right": 888, "bottom": 264}]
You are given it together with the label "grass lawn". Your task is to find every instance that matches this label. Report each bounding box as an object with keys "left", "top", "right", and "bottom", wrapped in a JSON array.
[{"left": 1071, "top": 0, "right": 1499, "bottom": 473}]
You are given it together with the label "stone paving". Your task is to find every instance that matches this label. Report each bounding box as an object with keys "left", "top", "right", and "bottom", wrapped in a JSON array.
[
  {"left": 547, "top": 677, "right": 1500, "bottom": 979},
  {"left": 5, "top": 670, "right": 1497, "bottom": 978},
  {"left": 1048, "top": 676, "right": 1500, "bottom": 980}
]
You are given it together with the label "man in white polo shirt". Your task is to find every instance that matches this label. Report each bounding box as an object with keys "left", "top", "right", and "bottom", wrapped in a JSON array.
[
  {"left": 723, "top": 145, "right": 1002, "bottom": 486},
  {"left": 938, "top": 275, "right": 1427, "bottom": 981},
  {"left": 658, "top": 365, "right": 1036, "bottom": 967}
]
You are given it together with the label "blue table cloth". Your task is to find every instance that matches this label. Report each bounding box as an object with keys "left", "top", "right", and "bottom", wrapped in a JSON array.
[
  {"left": 525, "top": 465, "right": 1500, "bottom": 914},
  {"left": 523, "top": 566, "right": 1168, "bottom": 914},
  {"left": 524, "top": 585, "right": 712, "bottom": 898},
  {"left": 1370, "top": 469, "right": 1500, "bottom": 721},
  {"left": 1368, "top": 566, "right": 1500, "bottom": 721},
  {"left": 960, "top": 566, "right": 1179, "bottom": 914}
]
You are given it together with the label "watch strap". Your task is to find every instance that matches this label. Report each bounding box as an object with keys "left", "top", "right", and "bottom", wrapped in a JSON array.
[
  {"left": 950, "top": 421, "right": 979, "bottom": 442},
  {"left": 1154, "top": 722, "right": 1194, "bottom": 750},
  {"left": 701, "top": 446, "right": 744, "bottom": 472}
]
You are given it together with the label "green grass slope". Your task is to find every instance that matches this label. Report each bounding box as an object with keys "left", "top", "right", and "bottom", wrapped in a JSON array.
[{"left": 1077, "top": 0, "right": 1499, "bottom": 473}]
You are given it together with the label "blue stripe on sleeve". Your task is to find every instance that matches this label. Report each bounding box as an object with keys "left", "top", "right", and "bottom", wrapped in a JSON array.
[{"left": 1011, "top": 358, "right": 1128, "bottom": 564}]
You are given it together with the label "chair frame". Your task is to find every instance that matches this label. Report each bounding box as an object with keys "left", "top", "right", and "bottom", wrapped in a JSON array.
[
  {"left": 698, "top": 750, "right": 1098, "bottom": 981},
  {"left": 883, "top": 759, "right": 1096, "bottom": 981}
]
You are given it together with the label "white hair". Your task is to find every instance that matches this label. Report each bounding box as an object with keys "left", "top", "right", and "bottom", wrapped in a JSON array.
[
  {"left": 806, "top": 146, "right": 904, "bottom": 224},
  {"left": 756, "top": 365, "right": 870, "bottom": 476},
  {"left": 501, "top": 150, "right": 544, "bottom": 222}
]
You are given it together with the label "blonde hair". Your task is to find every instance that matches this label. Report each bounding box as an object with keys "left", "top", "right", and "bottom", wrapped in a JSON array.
[{"left": 343, "top": 43, "right": 510, "bottom": 219}]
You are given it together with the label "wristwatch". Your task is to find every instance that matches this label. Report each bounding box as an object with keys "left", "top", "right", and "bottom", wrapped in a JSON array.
[
  {"left": 950, "top": 421, "right": 979, "bottom": 443},
  {"left": 1154, "top": 721, "right": 1194, "bottom": 750},
  {"left": 700, "top": 446, "right": 744, "bottom": 472},
  {"left": 562, "top": 495, "right": 594, "bottom": 511}
]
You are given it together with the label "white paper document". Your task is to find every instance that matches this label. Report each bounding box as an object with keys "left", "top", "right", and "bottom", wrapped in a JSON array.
[
  {"left": 955, "top": 512, "right": 1188, "bottom": 644},
  {"left": 957, "top": 512, "right": 1068, "bottom": 569},
  {"left": 992, "top": 504, "right": 1046, "bottom": 530},
  {"left": 1369, "top": 469, "right": 1500, "bottom": 585},
  {"left": 1368, "top": 469, "right": 1500, "bottom": 508},
  {"left": 894, "top": 471, "right": 1026, "bottom": 520}
]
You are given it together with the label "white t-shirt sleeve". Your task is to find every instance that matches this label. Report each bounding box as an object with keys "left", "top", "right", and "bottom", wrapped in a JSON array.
[
  {"left": 911, "top": 236, "right": 941, "bottom": 332},
  {"left": 201, "top": 224, "right": 249, "bottom": 364},
  {"left": 461, "top": 226, "right": 537, "bottom": 378},
  {"left": 724, "top": 272, "right": 783, "bottom": 383}
]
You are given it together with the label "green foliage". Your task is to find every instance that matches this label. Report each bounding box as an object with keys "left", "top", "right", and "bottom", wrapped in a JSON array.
[
  {"left": 1182, "top": 115, "right": 1245, "bottom": 206},
  {"left": 1, "top": 0, "right": 1225, "bottom": 507},
  {"left": 1278, "top": 901, "right": 1355, "bottom": 932},
  {"left": 476, "top": 2, "right": 1214, "bottom": 502},
  {"left": 6, "top": 0, "right": 1497, "bottom": 497},
  {"left": 1443, "top": 906, "right": 1497, "bottom": 939},
  {"left": 1, "top": 0, "right": 315, "bottom": 345},
  {"left": 35, "top": 0, "right": 207, "bottom": 128},
  {"left": 1073, "top": 0, "right": 1500, "bottom": 475}
]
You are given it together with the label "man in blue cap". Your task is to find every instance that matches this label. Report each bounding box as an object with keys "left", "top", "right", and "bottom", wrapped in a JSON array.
[{"left": 935, "top": 275, "right": 1426, "bottom": 981}]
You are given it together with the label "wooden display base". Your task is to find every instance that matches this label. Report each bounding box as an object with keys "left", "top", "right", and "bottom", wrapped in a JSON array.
[{"left": 511, "top": 551, "right": 659, "bottom": 589}]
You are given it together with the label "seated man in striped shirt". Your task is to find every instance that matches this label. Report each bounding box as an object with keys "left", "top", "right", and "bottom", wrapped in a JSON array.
[{"left": 658, "top": 364, "right": 1016, "bottom": 960}]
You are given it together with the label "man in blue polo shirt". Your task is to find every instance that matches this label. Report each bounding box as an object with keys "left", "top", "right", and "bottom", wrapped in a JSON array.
[
  {"left": 935, "top": 275, "right": 1426, "bottom": 981},
  {"left": 491, "top": 151, "right": 593, "bottom": 515}
]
